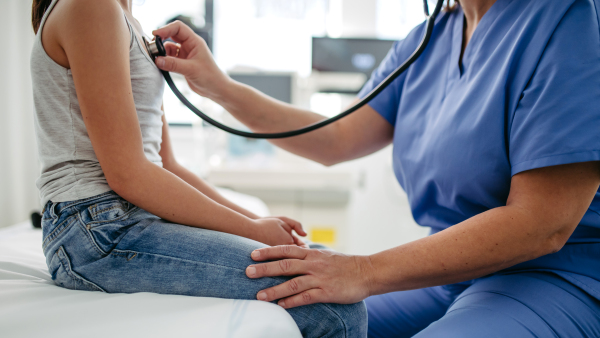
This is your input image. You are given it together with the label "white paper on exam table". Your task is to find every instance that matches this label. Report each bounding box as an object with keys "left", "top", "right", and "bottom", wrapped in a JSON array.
[{"left": 0, "top": 190, "right": 301, "bottom": 338}]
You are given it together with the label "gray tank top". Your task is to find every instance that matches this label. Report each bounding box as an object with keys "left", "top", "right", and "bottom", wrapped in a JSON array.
[{"left": 31, "top": 0, "right": 165, "bottom": 206}]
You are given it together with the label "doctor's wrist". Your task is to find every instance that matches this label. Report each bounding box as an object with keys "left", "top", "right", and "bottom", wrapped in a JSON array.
[
  {"left": 357, "top": 255, "right": 377, "bottom": 298},
  {"left": 201, "top": 75, "right": 237, "bottom": 103}
]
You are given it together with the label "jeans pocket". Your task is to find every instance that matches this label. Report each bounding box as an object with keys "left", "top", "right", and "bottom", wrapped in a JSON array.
[
  {"left": 83, "top": 198, "right": 139, "bottom": 254},
  {"left": 88, "top": 199, "right": 136, "bottom": 224},
  {"left": 48, "top": 246, "right": 105, "bottom": 292}
]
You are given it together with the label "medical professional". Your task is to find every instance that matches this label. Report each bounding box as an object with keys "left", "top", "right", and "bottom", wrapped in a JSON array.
[{"left": 153, "top": 0, "right": 600, "bottom": 336}]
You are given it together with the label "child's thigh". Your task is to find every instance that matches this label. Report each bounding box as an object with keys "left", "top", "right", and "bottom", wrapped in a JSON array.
[{"left": 80, "top": 218, "right": 283, "bottom": 298}]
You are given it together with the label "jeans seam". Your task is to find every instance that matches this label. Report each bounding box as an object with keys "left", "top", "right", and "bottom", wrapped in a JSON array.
[
  {"left": 56, "top": 246, "right": 106, "bottom": 293},
  {"left": 322, "top": 303, "right": 348, "bottom": 338},
  {"left": 76, "top": 213, "right": 108, "bottom": 257},
  {"left": 110, "top": 249, "right": 249, "bottom": 273},
  {"left": 42, "top": 215, "right": 77, "bottom": 250}
]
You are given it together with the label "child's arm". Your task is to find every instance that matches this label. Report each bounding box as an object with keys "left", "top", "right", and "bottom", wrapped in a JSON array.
[
  {"left": 158, "top": 113, "right": 258, "bottom": 219},
  {"left": 158, "top": 113, "right": 307, "bottom": 246},
  {"left": 48, "top": 0, "right": 302, "bottom": 246}
]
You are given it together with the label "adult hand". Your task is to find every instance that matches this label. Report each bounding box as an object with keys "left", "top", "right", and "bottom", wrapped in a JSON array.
[
  {"left": 152, "top": 21, "right": 230, "bottom": 99},
  {"left": 251, "top": 217, "right": 308, "bottom": 247},
  {"left": 246, "top": 245, "right": 373, "bottom": 309}
]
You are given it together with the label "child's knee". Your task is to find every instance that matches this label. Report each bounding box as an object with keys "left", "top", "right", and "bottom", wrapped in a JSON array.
[{"left": 289, "top": 301, "right": 368, "bottom": 338}]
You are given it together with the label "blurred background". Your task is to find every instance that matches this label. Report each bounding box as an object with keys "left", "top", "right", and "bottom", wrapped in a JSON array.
[{"left": 0, "top": 0, "right": 432, "bottom": 255}]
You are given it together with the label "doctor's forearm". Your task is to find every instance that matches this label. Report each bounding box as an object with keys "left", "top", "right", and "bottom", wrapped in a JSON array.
[
  {"left": 216, "top": 80, "right": 322, "bottom": 132},
  {"left": 213, "top": 80, "right": 348, "bottom": 165},
  {"left": 365, "top": 163, "right": 600, "bottom": 296},
  {"left": 364, "top": 206, "right": 568, "bottom": 296}
]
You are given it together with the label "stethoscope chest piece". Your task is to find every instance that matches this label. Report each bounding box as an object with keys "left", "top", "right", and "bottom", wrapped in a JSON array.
[{"left": 143, "top": 35, "right": 166, "bottom": 61}]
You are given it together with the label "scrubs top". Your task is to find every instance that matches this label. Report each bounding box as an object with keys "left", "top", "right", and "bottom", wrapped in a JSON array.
[{"left": 358, "top": 0, "right": 600, "bottom": 299}]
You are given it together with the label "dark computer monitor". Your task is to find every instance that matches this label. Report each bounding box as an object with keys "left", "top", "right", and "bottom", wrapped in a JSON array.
[
  {"left": 312, "top": 37, "right": 396, "bottom": 75},
  {"left": 229, "top": 73, "right": 293, "bottom": 104}
]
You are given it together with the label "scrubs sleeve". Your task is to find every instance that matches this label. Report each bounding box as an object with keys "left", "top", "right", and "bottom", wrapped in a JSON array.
[
  {"left": 509, "top": 0, "right": 600, "bottom": 176},
  {"left": 357, "top": 24, "right": 425, "bottom": 126}
]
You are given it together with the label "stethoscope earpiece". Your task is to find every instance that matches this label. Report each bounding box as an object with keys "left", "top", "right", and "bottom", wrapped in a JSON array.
[{"left": 143, "top": 35, "right": 166, "bottom": 61}]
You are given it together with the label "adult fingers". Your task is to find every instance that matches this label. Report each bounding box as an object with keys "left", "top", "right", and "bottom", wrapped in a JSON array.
[
  {"left": 255, "top": 276, "right": 316, "bottom": 302},
  {"left": 246, "top": 258, "right": 309, "bottom": 278},
  {"left": 152, "top": 20, "right": 197, "bottom": 44},
  {"left": 278, "top": 289, "right": 328, "bottom": 309},
  {"left": 278, "top": 216, "right": 306, "bottom": 236},
  {"left": 250, "top": 245, "right": 309, "bottom": 262},
  {"left": 164, "top": 42, "right": 185, "bottom": 58},
  {"left": 155, "top": 56, "right": 194, "bottom": 75}
]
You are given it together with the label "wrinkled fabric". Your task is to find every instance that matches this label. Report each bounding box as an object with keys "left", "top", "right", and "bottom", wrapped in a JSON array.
[{"left": 367, "top": 272, "right": 600, "bottom": 338}]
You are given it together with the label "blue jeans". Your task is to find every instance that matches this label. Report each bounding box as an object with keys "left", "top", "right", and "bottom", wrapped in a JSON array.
[{"left": 42, "top": 191, "right": 367, "bottom": 338}]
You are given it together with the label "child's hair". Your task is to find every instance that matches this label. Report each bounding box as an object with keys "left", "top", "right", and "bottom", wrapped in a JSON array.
[{"left": 32, "top": 0, "right": 53, "bottom": 34}]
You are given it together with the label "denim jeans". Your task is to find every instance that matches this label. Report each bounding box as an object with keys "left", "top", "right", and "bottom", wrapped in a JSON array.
[{"left": 42, "top": 191, "right": 367, "bottom": 338}]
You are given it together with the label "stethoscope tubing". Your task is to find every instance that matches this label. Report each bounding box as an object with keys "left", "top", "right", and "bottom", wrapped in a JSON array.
[{"left": 159, "top": 0, "right": 444, "bottom": 139}]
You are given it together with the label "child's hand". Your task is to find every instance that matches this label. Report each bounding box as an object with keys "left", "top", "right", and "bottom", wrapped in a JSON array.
[{"left": 251, "top": 217, "right": 308, "bottom": 247}]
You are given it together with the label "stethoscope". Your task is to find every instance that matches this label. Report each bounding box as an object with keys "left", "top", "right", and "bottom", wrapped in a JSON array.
[{"left": 143, "top": 0, "right": 444, "bottom": 139}]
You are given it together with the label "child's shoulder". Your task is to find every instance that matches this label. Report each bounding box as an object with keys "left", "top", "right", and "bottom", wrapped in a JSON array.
[
  {"left": 50, "top": 0, "right": 128, "bottom": 34},
  {"left": 42, "top": 0, "right": 132, "bottom": 69}
]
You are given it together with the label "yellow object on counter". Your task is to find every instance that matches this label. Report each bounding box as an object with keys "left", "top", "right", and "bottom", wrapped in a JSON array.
[{"left": 310, "top": 228, "right": 336, "bottom": 245}]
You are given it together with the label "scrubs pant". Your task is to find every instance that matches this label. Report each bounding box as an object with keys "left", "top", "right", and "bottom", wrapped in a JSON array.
[{"left": 367, "top": 272, "right": 600, "bottom": 337}]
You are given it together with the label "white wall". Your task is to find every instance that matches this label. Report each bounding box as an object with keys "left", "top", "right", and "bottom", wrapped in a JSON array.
[
  {"left": 0, "top": 1, "right": 40, "bottom": 228},
  {"left": 341, "top": 147, "right": 430, "bottom": 255},
  {"left": 339, "top": 0, "right": 377, "bottom": 37}
]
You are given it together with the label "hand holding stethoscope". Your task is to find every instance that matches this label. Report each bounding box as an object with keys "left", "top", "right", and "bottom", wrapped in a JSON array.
[
  {"left": 146, "top": 26, "right": 229, "bottom": 104},
  {"left": 146, "top": 0, "right": 444, "bottom": 139}
]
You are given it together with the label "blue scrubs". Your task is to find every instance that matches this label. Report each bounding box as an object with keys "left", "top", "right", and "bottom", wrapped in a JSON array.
[{"left": 358, "top": 0, "right": 600, "bottom": 336}]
